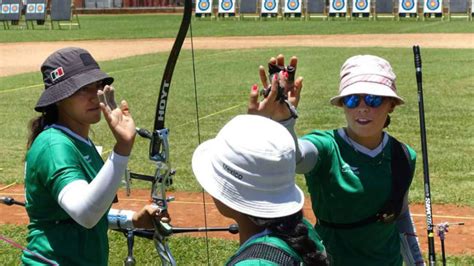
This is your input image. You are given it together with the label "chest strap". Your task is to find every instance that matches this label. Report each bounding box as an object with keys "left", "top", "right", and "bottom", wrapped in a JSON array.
[
  {"left": 227, "top": 242, "right": 302, "bottom": 266},
  {"left": 318, "top": 137, "right": 414, "bottom": 229}
]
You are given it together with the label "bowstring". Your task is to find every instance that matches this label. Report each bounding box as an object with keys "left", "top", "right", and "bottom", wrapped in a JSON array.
[
  {"left": 189, "top": 20, "right": 211, "bottom": 264},
  {"left": 0, "top": 231, "right": 57, "bottom": 265}
]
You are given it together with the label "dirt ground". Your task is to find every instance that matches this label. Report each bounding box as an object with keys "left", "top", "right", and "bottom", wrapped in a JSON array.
[
  {"left": 1, "top": 184, "right": 473, "bottom": 256},
  {"left": 1, "top": 34, "right": 473, "bottom": 257},
  {"left": 1, "top": 33, "right": 473, "bottom": 77}
]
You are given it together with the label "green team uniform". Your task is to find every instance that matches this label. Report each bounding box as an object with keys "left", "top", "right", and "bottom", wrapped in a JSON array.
[
  {"left": 22, "top": 127, "right": 109, "bottom": 265},
  {"left": 226, "top": 219, "right": 325, "bottom": 265},
  {"left": 302, "top": 129, "right": 416, "bottom": 266}
]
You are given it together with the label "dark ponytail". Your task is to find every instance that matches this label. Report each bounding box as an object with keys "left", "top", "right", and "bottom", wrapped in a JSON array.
[
  {"left": 249, "top": 211, "right": 329, "bottom": 266},
  {"left": 27, "top": 105, "right": 58, "bottom": 150}
]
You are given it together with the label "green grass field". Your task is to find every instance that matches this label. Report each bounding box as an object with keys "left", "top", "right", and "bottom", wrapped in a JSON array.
[
  {"left": 1, "top": 14, "right": 473, "bottom": 265},
  {"left": 0, "top": 14, "right": 473, "bottom": 42},
  {"left": 2, "top": 47, "right": 473, "bottom": 205}
]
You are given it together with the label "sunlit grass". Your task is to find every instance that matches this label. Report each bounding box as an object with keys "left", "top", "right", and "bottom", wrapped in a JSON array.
[
  {"left": 0, "top": 14, "right": 473, "bottom": 42},
  {"left": 1, "top": 46, "right": 473, "bottom": 206}
]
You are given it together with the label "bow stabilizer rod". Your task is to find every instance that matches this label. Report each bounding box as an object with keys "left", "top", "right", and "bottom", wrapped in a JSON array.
[
  {"left": 413, "top": 45, "right": 436, "bottom": 266},
  {"left": 1, "top": 196, "right": 25, "bottom": 206},
  {"left": 116, "top": 224, "right": 239, "bottom": 240}
]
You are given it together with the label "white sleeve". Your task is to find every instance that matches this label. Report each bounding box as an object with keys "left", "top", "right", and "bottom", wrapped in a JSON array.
[
  {"left": 397, "top": 194, "right": 424, "bottom": 265},
  {"left": 58, "top": 151, "right": 128, "bottom": 229},
  {"left": 279, "top": 118, "right": 318, "bottom": 174}
]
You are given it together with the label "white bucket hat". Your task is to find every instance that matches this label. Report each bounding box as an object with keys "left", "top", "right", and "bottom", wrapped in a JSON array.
[
  {"left": 192, "top": 115, "right": 304, "bottom": 219},
  {"left": 330, "top": 55, "right": 405, "bottom": 107}
]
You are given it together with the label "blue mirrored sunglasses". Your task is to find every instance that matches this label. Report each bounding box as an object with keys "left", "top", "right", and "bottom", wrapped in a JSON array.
[{"left": 342, "top": 94, "right": 384, "bottom": 109}]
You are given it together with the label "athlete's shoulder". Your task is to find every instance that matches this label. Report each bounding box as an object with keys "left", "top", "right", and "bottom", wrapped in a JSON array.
[
  {"left": 302, "top": 129, "right": 336, "bottom": 145},
  {"left": 388, "top": 134, "right": 417, "bottom": 163},
  {"left": 35, "top": 127, "right": 73, "bottom": 146},
  {"left": 28, "top": 128, "right": 76, "bottom": 160},
  {"left": 302, "top": 128, "right": 339, "bottom": 153},
  {"left": 303, "top": 129, "right": 335, "bottom": 138}
]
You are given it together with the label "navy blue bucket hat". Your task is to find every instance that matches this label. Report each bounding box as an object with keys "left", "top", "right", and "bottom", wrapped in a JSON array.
[{"left": 35, "top": 47, "right": 114, "bottom": 112}]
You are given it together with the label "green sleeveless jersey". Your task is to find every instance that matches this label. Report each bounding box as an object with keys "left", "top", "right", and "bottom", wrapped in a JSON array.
[
  {"left": 22, "top": 127, "right": 109, "bottom": 265},
  {"left": 302, "top": 129, "right": 416, "bottom": 266}
]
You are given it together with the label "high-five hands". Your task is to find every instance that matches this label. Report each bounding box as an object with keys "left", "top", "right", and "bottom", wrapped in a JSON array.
[
  {"left": 248, "top": 54, "right": 303, "bottom": 122},
  {"left": 98, "top": 85, "right": 136, "bottom": 156}
]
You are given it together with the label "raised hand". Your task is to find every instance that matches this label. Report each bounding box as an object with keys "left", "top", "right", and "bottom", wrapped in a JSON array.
[
  {"left": 98, "top": 85, "right": 136, "bottom": 156},
  {"left": 248, "top": 54, "right": 303, "bottom": 121}
]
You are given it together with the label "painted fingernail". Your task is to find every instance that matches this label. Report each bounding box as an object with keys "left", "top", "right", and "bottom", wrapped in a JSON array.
[
  {"left": 274, "top": 74, "right": 278, "bottom": 80},
  {"left": 252, "top": 84, "right": 258, "bottom": 91}
]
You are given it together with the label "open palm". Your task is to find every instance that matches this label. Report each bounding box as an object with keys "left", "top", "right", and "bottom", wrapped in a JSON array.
[{"left": 98, "top": 85, "right": 136, "bottom": 156}]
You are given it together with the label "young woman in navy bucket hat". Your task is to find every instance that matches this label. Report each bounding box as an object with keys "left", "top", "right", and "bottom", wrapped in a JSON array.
[
  {"left": 22, "top": 47, "right": 162, "bottom": 265},
  {"left": 248, "top": 54, "right": 424, "bottom": 265}
]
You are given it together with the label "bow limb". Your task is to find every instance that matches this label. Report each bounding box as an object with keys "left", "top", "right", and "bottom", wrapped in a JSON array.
[
  {"left": 148, "top": 1, "right": 192, "bottom": 265},
  {"left": 153, "top": 0, "right": 192, "bottom": 132}
]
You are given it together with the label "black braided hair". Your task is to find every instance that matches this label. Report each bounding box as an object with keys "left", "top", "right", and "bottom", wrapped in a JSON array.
[
  {"left": 249, "top": 211, "right": 329, "bottom": 266},
  {"left": 26, "top": 105, "right": 58, "bottom": 150}
]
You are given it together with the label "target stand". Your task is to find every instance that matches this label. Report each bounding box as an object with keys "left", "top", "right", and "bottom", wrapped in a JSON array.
[
  {"left": 25, "top": 0, "right": 47, "bottom": 29},
  {"left": 0, "top": 0, "right": 24, "bottom": 30},
  {"left": 50, "top": 0, "right": 80, "bottom": 30}
]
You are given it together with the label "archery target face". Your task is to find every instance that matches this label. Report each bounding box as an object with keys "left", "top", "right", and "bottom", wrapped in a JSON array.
[
  {"left": 284, "top": 0, "right": 302, "bottom": 13},
  {"left": 2, "top": 4, "right": 10, "bottom": 14},
  {"left": 218, "top": 0, "right": 235, "bottom": 13},
  {"left": 352, "top": 0, "right": 370, "bottom": 13},
  {"left": 261, "top": 0, "right": 279, "bottom": 13},
  {"left": 423, "top": 0, "right": 442, "bottom": 13},
  {"left": 329, "top": 0, "right": 347, "bottom": 13},
  {"left": 196, "top": 0, "right": 212, "bottom": 13},
  {"left": 399, "top": 0, "right": 417, "bottom": 13},
  {"left": 27, "top": 4, "right": 36, "bottom": 13},
  {"left": 37, "top": 4, "right": 45, "bottom": 13},
  {"left": 11, "top": 4, "right": 19, "bottom": 13}
]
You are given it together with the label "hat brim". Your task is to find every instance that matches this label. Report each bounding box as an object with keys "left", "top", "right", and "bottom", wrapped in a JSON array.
[
  {"left": 192, "top": 138, "right": 304, "bottom": 219},
  {"left": 35, "top": 68, "right": 113, "bottom": 112},
  {"left": 330, "top": 82, "right": 405, "bottom": 107}
]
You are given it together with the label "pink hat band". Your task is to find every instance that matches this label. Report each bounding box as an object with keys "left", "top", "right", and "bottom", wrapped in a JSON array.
[{"left": 340, "top": 73, "right": 397, "bottom": 92}]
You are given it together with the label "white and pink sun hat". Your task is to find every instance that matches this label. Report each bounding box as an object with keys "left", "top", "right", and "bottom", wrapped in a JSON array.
[{"left": 330, "top": 55, "right": 405, "bottom": 107}]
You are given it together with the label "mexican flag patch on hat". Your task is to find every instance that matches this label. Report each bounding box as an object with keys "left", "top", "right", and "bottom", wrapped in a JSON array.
[{"left": 50, "top": 67, "right": 64, "bottom": 81}]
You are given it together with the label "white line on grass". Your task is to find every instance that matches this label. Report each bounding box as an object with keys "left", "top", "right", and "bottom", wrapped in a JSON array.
[
  {"left": 0, "top": 84, "right": 42, "bottom": 94},
  {"left": 0, "top": 50, "right": 246, "bottom": 94},
  {"left": 174, "top": 103, "right": 243, "bottom": 128},
  {"left": 100, "top": 103, "right": 243, "bottom": 155}
]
